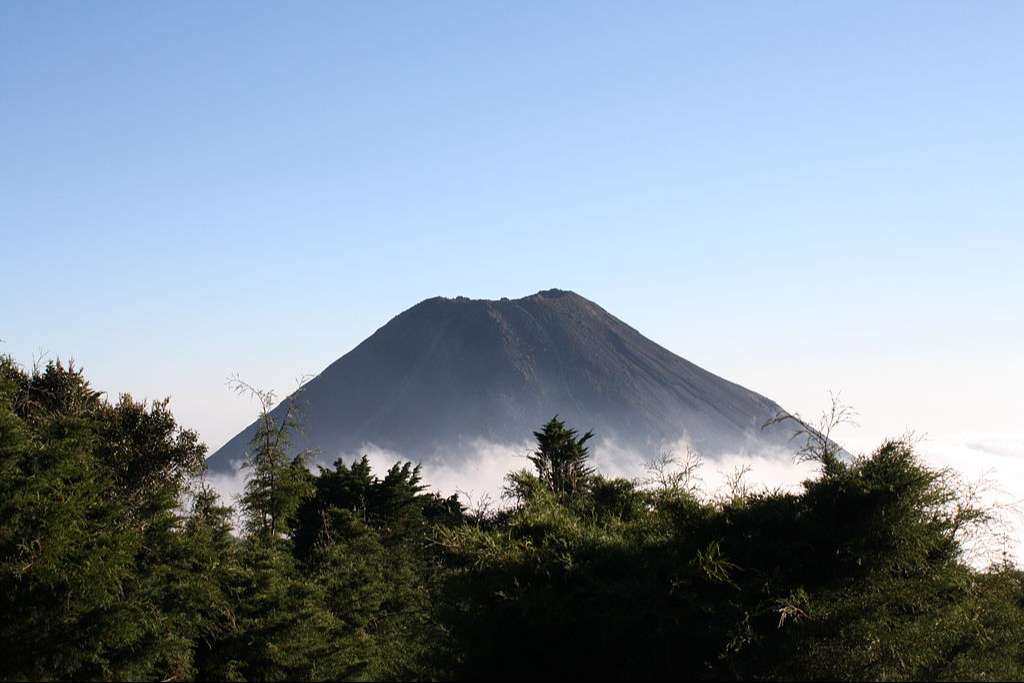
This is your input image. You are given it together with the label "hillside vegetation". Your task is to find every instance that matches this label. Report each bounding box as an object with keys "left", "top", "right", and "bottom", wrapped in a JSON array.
[{"left": 1, "top": 357, "right": 1021, "bottom": 681}]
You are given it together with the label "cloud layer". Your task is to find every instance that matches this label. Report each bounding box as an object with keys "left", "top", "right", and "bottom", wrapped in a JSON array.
[{"left": 206, "top": 432, "right": 1024, "bottom": 565}]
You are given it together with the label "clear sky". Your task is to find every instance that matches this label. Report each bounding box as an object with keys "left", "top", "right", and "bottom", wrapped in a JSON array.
[{"left": 2, "top": 1, "right": 1022, "bottom": 466}]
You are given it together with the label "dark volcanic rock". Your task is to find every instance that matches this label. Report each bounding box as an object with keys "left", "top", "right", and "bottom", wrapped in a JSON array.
[{"left": 207, "top": 290, "right": 798, "bottom": 472}]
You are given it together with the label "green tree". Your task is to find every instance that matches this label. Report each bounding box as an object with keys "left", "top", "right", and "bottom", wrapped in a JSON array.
[
  {"left": 291, "top": 455, "right": 461, "bottom": 679},
  {"left": 528, "top": 416, "right": 595, "bottom": 497},
  {"left": 0, "top": 357, "right": 211, "bottom": 680},
  {"left": 437, "top": 417, "right": 1024, "bottom": 681},
  {"left": 231, "top": 379, "right": 314, "bottom": 541},
  {"left": 3, "top": 357, "right": 1022, "bottom": 681}
]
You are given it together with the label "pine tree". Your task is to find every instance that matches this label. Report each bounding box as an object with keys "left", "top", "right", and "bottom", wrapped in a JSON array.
[
  {"left": 232, "top": 381, "right": 314, "bottom": 542},
  {"left": 528, "top": 416, "right": 595, "bottom": 496}
]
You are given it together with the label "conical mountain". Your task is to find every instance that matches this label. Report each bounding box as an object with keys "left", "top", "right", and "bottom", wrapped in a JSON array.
[{"left": 208, "top": 289, "right": 797, "bottom": 471}]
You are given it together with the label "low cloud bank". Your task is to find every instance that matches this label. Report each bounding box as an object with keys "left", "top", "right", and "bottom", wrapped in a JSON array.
[
  {"left": 333, "top": 436, "right": 820, "bottom": 508},
  {"left": 205, "top": 432, "right": 1023, "bottom": 564},
  {"left": 916, "top": 433, "right": 1024, "bottom": 564}
]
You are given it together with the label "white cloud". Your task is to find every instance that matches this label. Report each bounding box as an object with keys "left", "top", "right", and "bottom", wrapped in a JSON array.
[
  {"left": 205, "top": 463, "right": 249, "bottom": 508},
  {"left": 326, "top": 439, "right": 534, "bottom": 511},
  {"left": 204, "top": 432, "right": 1024, "bottom": 566},
  {"left": 916, "top": 433, "right": 1024, "bottom": 565}
]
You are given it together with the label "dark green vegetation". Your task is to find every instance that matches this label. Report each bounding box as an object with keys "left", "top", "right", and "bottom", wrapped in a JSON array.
[{"left": 2, "top": 358, "right": 1022, "bottom": 681}]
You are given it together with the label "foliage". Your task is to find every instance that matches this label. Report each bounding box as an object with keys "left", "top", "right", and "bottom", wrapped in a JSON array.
[
  {"left": 0, "top": 357, "right": 211, "bottom": 680},
  {"left": 528, "top": 416, "right": 595, "bottom": 497},
  {"left": 1, "top": 357, "right": 1021, "bottom": 681},
  {"left": 437, "top": 420, "right": 1024, "bottom": 681}
]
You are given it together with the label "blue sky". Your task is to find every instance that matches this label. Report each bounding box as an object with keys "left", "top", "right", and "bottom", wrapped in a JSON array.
[{"left": 2, "top": 1, "right": 1022, "bottom": 455}]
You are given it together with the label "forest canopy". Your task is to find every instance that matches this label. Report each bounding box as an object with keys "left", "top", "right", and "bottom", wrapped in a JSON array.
[{"left": 1, "top": 356, "right": 1021, "bottom": 681}]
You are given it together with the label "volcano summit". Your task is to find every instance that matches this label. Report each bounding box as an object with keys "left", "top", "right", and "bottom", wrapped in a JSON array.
[{"left": 208, "top": 290, "right": 799, "bottom": 472}]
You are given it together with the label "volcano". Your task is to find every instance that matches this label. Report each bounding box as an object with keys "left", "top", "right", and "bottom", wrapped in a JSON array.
[{"left": 208, "top": 289, "right": 799, "bottom": 472}]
